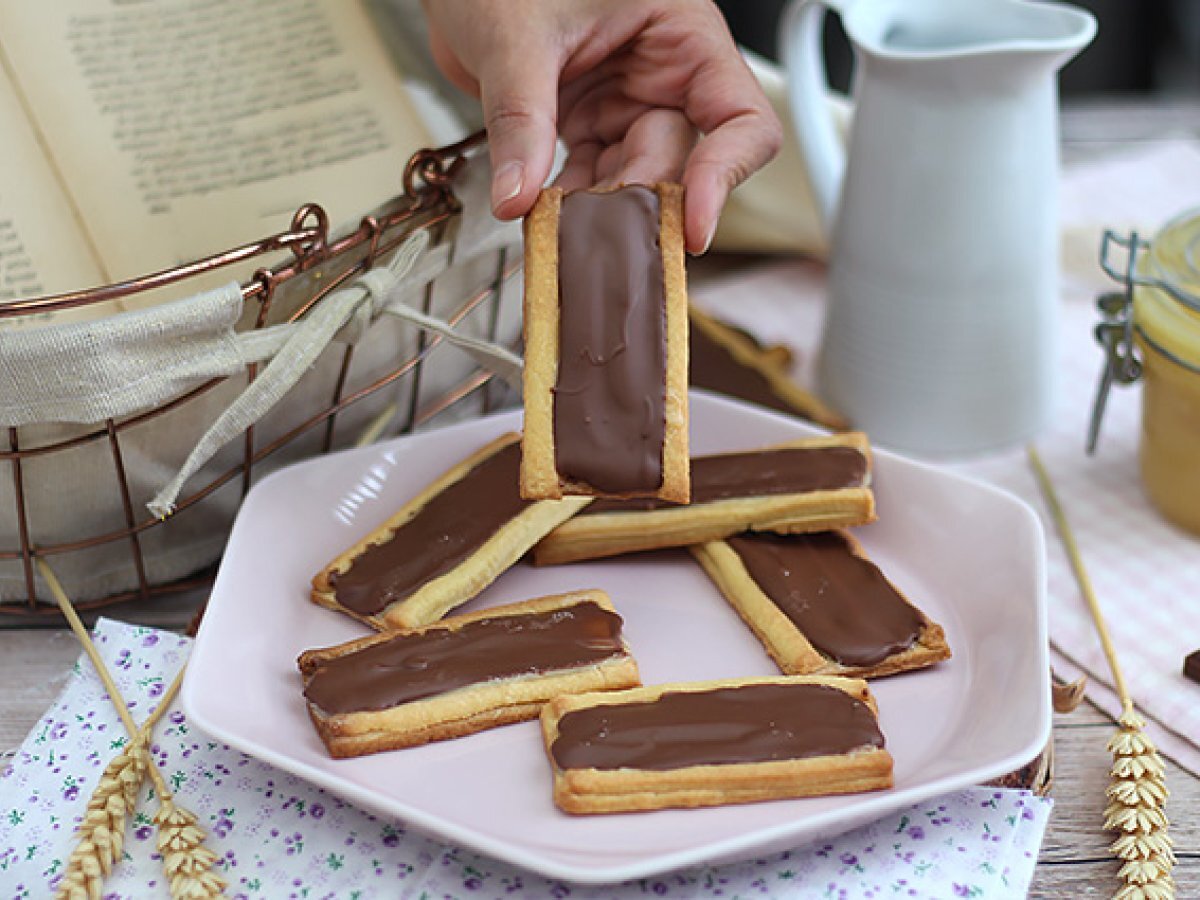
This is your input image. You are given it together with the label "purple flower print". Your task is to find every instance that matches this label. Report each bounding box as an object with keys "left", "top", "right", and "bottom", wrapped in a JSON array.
[
  {"left": 284, "top": 832, "right": 303, "bottom": 855},
  {"left": 212, "top": 809, "right": 234, "bottom": 839},
  {"left": 1, "top": 613, "right": 1054, "bottom": 900},
  {"left": 502, "top": 875, "right": 524, "bottom": 893}
]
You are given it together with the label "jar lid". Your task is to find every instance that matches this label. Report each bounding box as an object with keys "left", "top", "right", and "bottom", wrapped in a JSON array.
[
  {"left": 1146, "top": 207, "right": 1200, "bottom": 312},
  {"left": 1135, "top": 208, "right": 1200, "bottom": 367}
]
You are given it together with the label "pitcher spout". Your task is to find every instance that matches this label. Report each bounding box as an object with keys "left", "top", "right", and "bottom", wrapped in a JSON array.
[{"left": 843, "top": 0, "right": 1097, "bottom": 69}]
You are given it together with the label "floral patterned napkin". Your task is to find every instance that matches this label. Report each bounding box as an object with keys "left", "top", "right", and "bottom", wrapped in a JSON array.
[{"left": 0, "top": 619, "right": 1051, "bottom": 899}]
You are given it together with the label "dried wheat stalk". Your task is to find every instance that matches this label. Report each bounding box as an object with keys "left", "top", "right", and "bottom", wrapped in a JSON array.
[
  {"left": 1028, "top": 447, "right": 1174, "bottom": 900},
  {"left": 57, "top": 736, "right": 147, "bottom": 900},
  {"left": 40, "top": 560, "right": 228, "bottom": 900},
  {"left": 155, "top": 799, "right": 227, "bottom": 899}
]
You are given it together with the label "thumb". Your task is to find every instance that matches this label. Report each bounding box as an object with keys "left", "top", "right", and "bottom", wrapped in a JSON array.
[{"left": 479, "top": 44, "right": 561, "bottom": 220}]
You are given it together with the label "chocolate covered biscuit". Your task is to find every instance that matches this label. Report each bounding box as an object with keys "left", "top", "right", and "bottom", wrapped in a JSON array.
[
  {"left": 311, "top": 433, "right": 590, "bottom": 629},
  {"left": 300, "top": 590, "right": 641, "bottom": 758},
  {"left": 521, "top": 183, "right": 689, "bottom": 502},
  {"left": 533, "top": 433, "right": 876, "bottom": 565},
  {"left": 541, "top": 675, "right": 892, "bottom": 814},
  {"left": 689, "top": 306, "right": 848, "bottom": 430},
  {"left": 692, "top": 530, "right": 950, "bottom": 679},
  {"left": 1184, "top": 649, "right": 1200, "bottom": 685}
]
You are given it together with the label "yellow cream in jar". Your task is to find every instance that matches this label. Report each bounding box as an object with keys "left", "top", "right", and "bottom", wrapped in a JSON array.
[{"left": 1133, "top": 210, "right": 1200, "bottom": 536}]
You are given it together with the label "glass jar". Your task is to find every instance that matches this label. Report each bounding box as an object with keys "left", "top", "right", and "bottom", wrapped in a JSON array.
[{"left": 1133, "top": 210, "right": 1200, "bottom": 535}]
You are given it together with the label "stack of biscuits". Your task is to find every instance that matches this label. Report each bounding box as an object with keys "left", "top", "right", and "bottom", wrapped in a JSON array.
[{"left": 297, "top": 184, "right": 951, "bottom": 816}]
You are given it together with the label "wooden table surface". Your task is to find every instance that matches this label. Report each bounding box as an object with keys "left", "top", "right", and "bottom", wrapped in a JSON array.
[{"left": 2, "top": 99, "right": 1198, "bottom": 899}]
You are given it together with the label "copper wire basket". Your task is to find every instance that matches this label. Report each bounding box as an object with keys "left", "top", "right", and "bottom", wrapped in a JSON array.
[{"left": 0, "top": 131, "right": 520, "bottom": 620}]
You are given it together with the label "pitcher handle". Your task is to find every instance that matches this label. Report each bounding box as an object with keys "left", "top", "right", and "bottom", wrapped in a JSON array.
[{"left": 779, "top": 0, "right": 847, "bottom": 239}]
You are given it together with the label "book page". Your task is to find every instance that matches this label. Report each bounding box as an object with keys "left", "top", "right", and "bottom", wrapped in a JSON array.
[
  {"left": 0, "top": 0, "right": 432, "bottom": 301},
  {"left": 0, "top": 53, "right": 108, "bottom": 327}
]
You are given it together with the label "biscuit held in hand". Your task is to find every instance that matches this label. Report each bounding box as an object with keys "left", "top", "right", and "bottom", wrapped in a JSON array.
[
  {"left": 300, "top": 590, "right": 640, "bottom": 759},
  {"left": 533, "top": 433, "right": 875, "bottom": 565},
  {"left": 540, "top": 675, "right": 892, "bottom": 814},
  {"left": 692, "top": 530, "right": 950, "bottom": 679},
  {"left": 521, "top": 183, "right": 689, "bottom": 502},
  {"left": 310, "top": 433, "right": 590, "bottom": 630}
]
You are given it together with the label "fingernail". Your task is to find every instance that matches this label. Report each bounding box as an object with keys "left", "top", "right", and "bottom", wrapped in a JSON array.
[
  {"left": 492, "top": 161, "right": 524, "bottom": 213},
  {"left": 698, "top": 219, "right": 718, "bottom": 256}
]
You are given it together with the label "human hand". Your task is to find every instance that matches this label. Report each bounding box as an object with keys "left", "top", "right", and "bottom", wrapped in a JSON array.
[{"left": 422, "top": 0, "right": 782, "bottom": 254}]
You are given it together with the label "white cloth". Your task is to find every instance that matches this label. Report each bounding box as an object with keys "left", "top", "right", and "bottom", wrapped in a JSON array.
[
  {"left": 1, "top": 282, "right": 255, "bottom": 427},
  {"left": 0, "top": 618, "right": 1053, "bottom": 899}
]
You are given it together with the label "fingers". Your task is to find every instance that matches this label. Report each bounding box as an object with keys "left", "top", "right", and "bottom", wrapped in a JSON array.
[
  {"left": 555, "top": 139, "right": 603, "bottom": 193},
  {"left": 682, "top": 107, "right": 782, "bottom": 253},
  {"left": 477, "top": 41, "right": 564, "bottom": 220},
  {"left": 669, "top": 8, "right": 783, "bottom": 252},
  {"left": 423, "top": 13, "right": 480, "bottom": 98},
  {"left": 422, "top": 0, "right": 781, "bottom": 238},
  {"left": 594, "top": 109, "right": 696, "bottom": 187}
]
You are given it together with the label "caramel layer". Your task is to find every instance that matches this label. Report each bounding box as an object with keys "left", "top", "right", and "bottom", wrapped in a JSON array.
[
  {"left": 554, "top": 186, "right": 666, "bottom": 493},
  {"left": 727, "top": 532, "right": 924, "bottom": 667},
  {"left": 331, "top": 442, "right": 529, "bottom": 616},
  {"left": 585, "top": 446, "right": 867, "bottom": 514},
  {"left": 551, "top": 682, "right": 883, "bottom": 771},
  {"left": 304, "top": 601, "right": 626, "bottom": 716}
]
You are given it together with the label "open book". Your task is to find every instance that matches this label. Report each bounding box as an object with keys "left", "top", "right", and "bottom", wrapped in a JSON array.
[{"left": 0, "top": 0, "right": 433, "bottom": 325}]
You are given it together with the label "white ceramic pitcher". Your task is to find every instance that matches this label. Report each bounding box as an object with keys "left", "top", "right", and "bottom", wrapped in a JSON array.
[{"left": 781, "top": 0, "right": 1095, "bottom": 455}]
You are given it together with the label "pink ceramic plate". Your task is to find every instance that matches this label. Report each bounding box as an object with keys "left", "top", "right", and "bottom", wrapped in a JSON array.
[{"left": 182, "top": 391, "right": 1050, "bottom": 884}]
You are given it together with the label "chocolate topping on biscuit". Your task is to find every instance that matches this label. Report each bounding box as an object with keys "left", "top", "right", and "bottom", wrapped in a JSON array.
[
  {"left": 727, "top": 531, "right": 924, "bottom": 667},
  {"left": 304, "top": 601, "right": 626, "bottom": 715},
  {"left": 690, "top": 323, "right": 795, "bottom": 415},
  {"left": 553, "top": 186, "right": 667, "bottom": 494},
  {"left": 551, "top": 682, "right": 884, "bottom": 771},
  {"left": 586, "top": 446, "right": 867, "bottom": 513},
  {"left": 330, "top": 441, "right": 529, "bottom": 616}
]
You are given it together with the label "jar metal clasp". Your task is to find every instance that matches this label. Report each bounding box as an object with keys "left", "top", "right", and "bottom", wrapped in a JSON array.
[{"left": 1088, "top": 229, "right": 1146, "bottom": 454}]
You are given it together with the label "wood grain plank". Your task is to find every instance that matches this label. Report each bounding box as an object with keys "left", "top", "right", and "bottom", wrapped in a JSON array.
[
  {"left": 0, "top": 631, "right": 81, "bottom": 748},
  {"left": 1031, "top": 701, "right": 1200, "bottom": 897}
]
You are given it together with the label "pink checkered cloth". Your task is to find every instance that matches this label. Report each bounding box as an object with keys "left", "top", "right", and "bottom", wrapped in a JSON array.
[{"left": 691, "top": 139, "right": 1200, "bottom": 777}]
